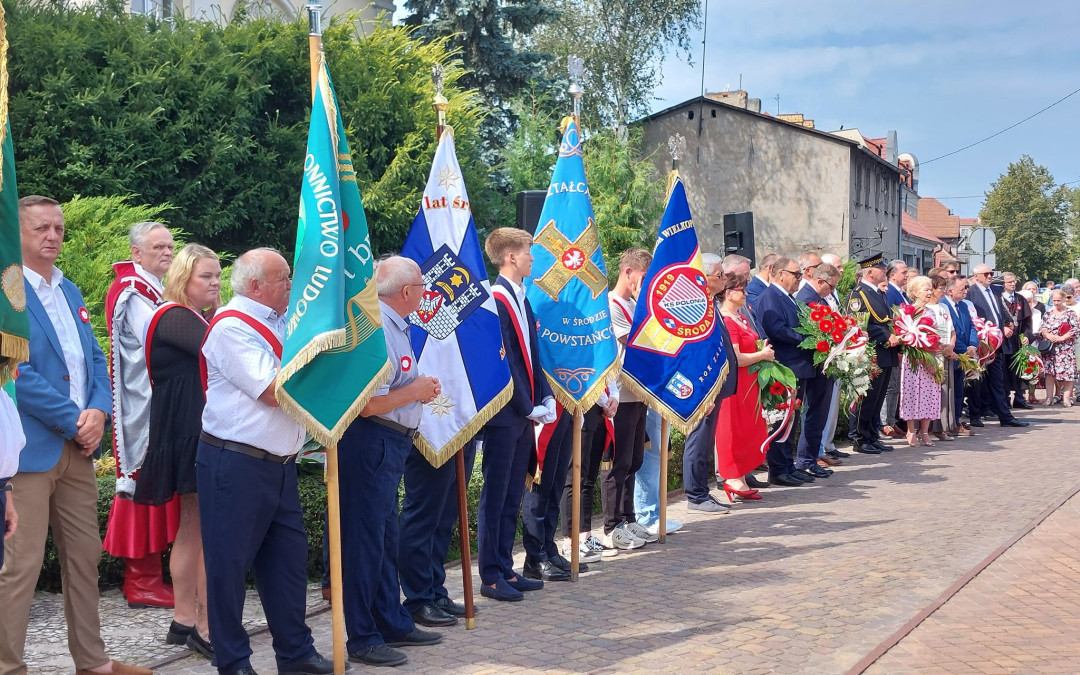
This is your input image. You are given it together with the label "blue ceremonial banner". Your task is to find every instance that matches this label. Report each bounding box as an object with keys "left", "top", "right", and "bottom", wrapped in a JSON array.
[
  {"left": 401, "top": 128, "right": 512, "bottom": 467},
  {"left": 276, "top": 57, "right": 391, "bottom": 446},
  {"left": 621, "top": 175, "right": 729, "bottom": 434},
  {"left": 525, "top": 117, "right": 618, "bottom": 413}
]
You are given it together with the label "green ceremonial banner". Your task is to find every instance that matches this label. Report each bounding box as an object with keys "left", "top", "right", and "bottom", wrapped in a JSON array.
[
  {"left": 1, "top": 4, "right": 30, "bottom": 389},
  {"left": 275, "top": 55, "right": 390, "bottom": 446}
]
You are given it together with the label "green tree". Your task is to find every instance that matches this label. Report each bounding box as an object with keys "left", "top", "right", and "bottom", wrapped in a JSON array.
[
  {"left": 979, "top": 155, "right": 1071, "bottom": 281},
  {"left": 530, "top": 0, "right": 701, "bottom": 129},
  {"left": 402, "top": 0, "right": 557, "bottom": 154},
  {"left": 5, "top": 0, "right": 486, "bottom": 257},
  {"left": 501, "top": 89, "right": 664, "bottom": 274}
]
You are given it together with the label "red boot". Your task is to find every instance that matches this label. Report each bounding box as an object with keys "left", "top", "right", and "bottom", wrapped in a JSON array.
[{"left": 122, "top": 553, "right": 175, "bottom": 609}]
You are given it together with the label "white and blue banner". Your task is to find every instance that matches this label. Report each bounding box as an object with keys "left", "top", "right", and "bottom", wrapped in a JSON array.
[{"left": 402, "top": 128, "right": 512, "bottom": 467}]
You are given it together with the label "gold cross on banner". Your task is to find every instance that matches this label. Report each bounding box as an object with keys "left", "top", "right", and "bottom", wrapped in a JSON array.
[{"left": 533, "top": 218, "right": 608, "bottom": 301}]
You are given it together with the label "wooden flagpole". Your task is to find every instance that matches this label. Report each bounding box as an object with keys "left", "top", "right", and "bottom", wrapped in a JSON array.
[
  {"left": 306, "top": 4, "right": 346, "bottom": 673},
  {"left": 431, "top": 65, "right": 477, "bottom": 628},
  {"left": 658, "top": 418, "right": 670, "bottom": 543},
  {"left": 570, "top": 409, "right": 583, "bottom": 580}
]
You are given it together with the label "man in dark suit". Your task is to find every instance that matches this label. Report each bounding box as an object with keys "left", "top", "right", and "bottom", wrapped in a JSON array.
[
  {"left": 885, "top": 260, "right": 910, "bottom": 308},
  {"left": 745, "top": 252, "right": 779, "bottom": 316},
  {"left": 881, "top": 259, "right": 909, "bottom": 434},
  {"left": 756, "top": 256, "right": 815, "bottom": 486},
  {"left": 794, "top": 263, "right": 841, "bottom": 478},
  {"left": 847, "top": 254, "right": 901, "bottom": 455},
  {"left": 943, "top": 276, "right": 979, "bottom": 436},
  {"left": 480, "top": 228, "right": 554, "bottom": 602},
  {"left": 683, "top": 254, "right": 741, "bottom": 510},
  {"left": 967, "top": 264, "right": 1029, "bottom": 428},
  {"left": 2, "top": 196, "right": 150, "bottom": 675},
  {"left": 1000, "top": 272, "right": 1032, "bottom": 409}
]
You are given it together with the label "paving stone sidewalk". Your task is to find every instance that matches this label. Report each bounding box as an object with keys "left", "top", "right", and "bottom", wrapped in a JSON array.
[
  {"left": 867, "top": 488, "right": 1080, "bottom": 674},
  {"left": 24, "top": 405, "right": 1080, "bottom": 673}
]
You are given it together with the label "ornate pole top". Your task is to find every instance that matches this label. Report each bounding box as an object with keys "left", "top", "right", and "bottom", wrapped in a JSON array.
[
  {"left": 306, "top": 2, "right": 322, "bottom": 36},
  {"left": 668, "top": 133, "right": 686, "bottom": 170},
  {"left": 431, "top": 64, "right": 449, "bottom": 134},
  {"left": 568, "top": 55, "right": 584, "bottom": 120}
]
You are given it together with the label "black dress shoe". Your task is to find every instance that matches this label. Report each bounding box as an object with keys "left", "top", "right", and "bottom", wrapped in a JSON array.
[
  {"left": 1001, "top": 419, "right": 1029, "bottom": 427},
  {"left": 411, "top": 603, "right": 458, "bottom": 627},
  {"left": 804, "top": 465, "right": 831, "bottom": 478},
  {"left": 969, "top": 418, "right": 985, "bottom": 427},
  {"left": 278, "top": 651, "right": 339, "bottom": 674},
  {"left": 855, "top": 443, "right": 882, "bottom": 454},
  {"left": 984, "top": 411, "right": 998, "bottom": 420},
  {"left": 434, "top": 596, "right": 470, "bottom": 617},
  {"left": 523, "top": 558, "right": 570, "bottom": 582},
  {"left": 745, "top": 474, "right": 769, "bottom": 489},
  {"left": 166, "top": 621, "right": 192, "bottom": 645},
  {"left": 871, "top": 440, "right": 892, "bottom": 452},
  {"left": 1013, "top": 399, "right": 1033, "bottom": 410},
  {"left": 769, "top": 473, "right": 804, "bottom": 486},
  {"left": 386, "top": 628, "right": 444, "bottom": 648},
  {"left": 793, "top": 469, "right": 816, "bottom": 482},
  {"left": 349, "top": 644, "right": 408, "bottom": 667},
  {"left": 186, "top": 630, "right": 215, "bottom": 659},
  {"left": 826, "top": 449, "right": 850, "bottom": 459},
  {"left": 547, "top": 552, "right": 589, "bottom": 574}
]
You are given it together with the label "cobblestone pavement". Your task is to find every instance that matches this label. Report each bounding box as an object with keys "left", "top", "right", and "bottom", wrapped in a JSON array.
[
  {"left": 867, "top": 490, "right": 1080, "bottom": 674},
  {"left": 24, "top": 405, "right": 1080, "bottom": 673}
]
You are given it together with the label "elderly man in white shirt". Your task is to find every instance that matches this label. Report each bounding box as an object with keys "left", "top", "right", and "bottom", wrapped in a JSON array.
[{"left": 197, "top": 248, "right": 333, "bottom": 675}]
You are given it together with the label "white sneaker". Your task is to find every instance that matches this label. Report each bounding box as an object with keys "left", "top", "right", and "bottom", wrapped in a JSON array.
[
  {"left": 644, "top": 519, "right": 683, "bottom": 537},
  {"left": 585, "top": 534, "right": 618, "bottom": 558},
  {"left": 624, "top": 521, "right": 658, "bottom": 544},
  {"left": 602, "top": 525, "right": 644, "bottom": 550}
]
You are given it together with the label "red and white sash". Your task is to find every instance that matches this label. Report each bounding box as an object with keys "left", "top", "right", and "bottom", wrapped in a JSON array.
[{"left": 198, "top": 310, "right": 283, "bottom": 393}]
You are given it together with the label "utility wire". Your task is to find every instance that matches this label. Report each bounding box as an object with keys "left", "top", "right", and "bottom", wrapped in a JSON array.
[
  {"left": 922, "top": 86, "right": 1080, "bottom": 165},
  {"left": 932, "top": 178, "right": 1080, "bottom": 201}
]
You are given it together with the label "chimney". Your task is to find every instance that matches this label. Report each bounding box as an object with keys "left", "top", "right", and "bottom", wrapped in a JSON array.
[
  {"left": 705, "top": 90, "right": 748, "bottom": 109},
  {"left": 886, "top": 130, "right": 898, "bottom": 165},
  {"left": 747, "top": 98, "right": 761, "bottom": 113}
]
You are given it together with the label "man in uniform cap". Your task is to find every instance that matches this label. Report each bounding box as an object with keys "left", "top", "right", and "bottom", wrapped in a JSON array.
[{"left": 847, "top": 254, "right": 901, "bottom": 455}]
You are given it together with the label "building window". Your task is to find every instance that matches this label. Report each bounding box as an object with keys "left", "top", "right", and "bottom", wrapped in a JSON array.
[
  {"left": 688, "top": 110, "right": 694, "bottom": 120},
  {"left": 132, "top": 0, "right": 172, "bottom": 19}
]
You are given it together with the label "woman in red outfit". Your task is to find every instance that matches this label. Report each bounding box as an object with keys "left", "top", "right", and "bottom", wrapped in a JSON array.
[{"left": 714, "top": 273, "right": 774, "bottom": 497}]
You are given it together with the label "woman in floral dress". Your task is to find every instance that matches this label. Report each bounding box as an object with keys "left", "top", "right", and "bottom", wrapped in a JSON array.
[
  {"left": 898, "top": 276, "right": 950, "bottom": 446},
  {"left": 1039, "top": 289, "right": 1079, "bottom": 407}
]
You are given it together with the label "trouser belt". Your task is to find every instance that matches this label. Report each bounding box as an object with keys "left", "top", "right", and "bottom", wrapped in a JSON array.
[
  {"left": 368, "top": 416, "right": 418, "bottom": 439},
  {"left": 200, "top": 432, "right": 296, "bottom": 464}
]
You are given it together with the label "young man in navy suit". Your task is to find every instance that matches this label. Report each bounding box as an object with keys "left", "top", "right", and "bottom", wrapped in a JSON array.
[
  {"left": 1, "top": 196, "right": 150, "bottom": 675},
  {"left": 756, "top": 256, "right": 816, "bottom": 487},
  {"left": 480, "top": 228, "right": 555, "bottom": 602},
  {"left": 944, "top": 276, "right": 979, "bottom": 436},
  {"left": 794, "top": 263, "right": 841, "bottom": 479},
  {"left": 967, "top": 264, "right": 1029, "bottom": 428}
]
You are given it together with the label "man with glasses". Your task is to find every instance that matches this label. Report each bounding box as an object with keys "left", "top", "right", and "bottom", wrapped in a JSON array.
[
  {"left": 756, "top": 256, "right": 816, "bottom": 486},
  {"left": 797, "top": 252, "right": 822, "bottom": 292},
  {"left": 794, "top": 263, "right": 842, "bottom": 478},
  {"left": 967, "top": 264, "right": 1029, "bottom": 429},
  {"left": 847, "top": 254, "right": 901, "bottom": 455}
]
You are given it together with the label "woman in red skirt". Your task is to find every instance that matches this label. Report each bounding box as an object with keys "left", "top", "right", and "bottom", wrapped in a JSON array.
[{"left": 714, "top": 273, "right": 774, "bottom": 500}]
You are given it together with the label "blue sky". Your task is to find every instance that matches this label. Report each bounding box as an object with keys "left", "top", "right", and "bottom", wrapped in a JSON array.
[{"left": 650, "top": 0, "right": 1080, "bottom": 218}]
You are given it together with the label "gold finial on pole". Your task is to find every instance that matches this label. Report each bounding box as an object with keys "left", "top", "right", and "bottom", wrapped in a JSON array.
[
  {"left": 432, "top": 64, "right": 449, "bottom": 140},
  {"left": 668, "top": 133, "right": 687, "bottom": 171}
]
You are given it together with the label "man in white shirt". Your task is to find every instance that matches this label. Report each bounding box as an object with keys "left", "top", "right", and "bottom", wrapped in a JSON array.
[
  {"left": 101, "top": 221, "right": 177, "bottom": 611},
  {"left": 2, "top": 195, "right": 149, "bottom": 675},
  {"left": 197, "top": 248, "right": 333, "bottom": 675},
  {"left": 0, "top": 381, "right": 25, "bottom": 572}
]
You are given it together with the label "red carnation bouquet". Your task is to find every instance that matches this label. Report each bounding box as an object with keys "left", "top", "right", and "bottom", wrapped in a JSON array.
[
  {"left": 893, "top": 303, "right": 944, "bottom": 383},
  {"left": 972, "top": 317, "right": 1003, "bottom": 366},
  {"left": 748, "top": 341, "right": 799, "bottom": 448},
  {"left": 795, "top": 302, "right": 877, "bottom": 408}
]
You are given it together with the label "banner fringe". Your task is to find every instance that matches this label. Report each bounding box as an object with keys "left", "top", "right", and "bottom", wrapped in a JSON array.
[
  {"left": 546, "top": 359, "right": 619, "bottom": 416},
  {"left": 413, "top": 380, "right": 514, "bottom": 469},
  {"left": 277, "top": 360, "right": 392, "bottom": 448},
  {"left": 277, "top": 328, "right": 347, "bottom": 385},
  {"left": 617, "top": 360, "right": 730, "bottom": 437}
]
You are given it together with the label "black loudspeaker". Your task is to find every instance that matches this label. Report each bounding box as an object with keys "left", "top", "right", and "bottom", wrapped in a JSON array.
[
  {"left": 722, "top": 211, "right": 756, "bottom": 267},
  {"left": 516, "top": 190, "right": 547, "bottom": 235}
]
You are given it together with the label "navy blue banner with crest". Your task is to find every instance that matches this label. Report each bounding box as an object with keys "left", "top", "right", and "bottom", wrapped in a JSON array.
[{"left": 620, "top": 175, "right": 729, "bottom": 434}]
